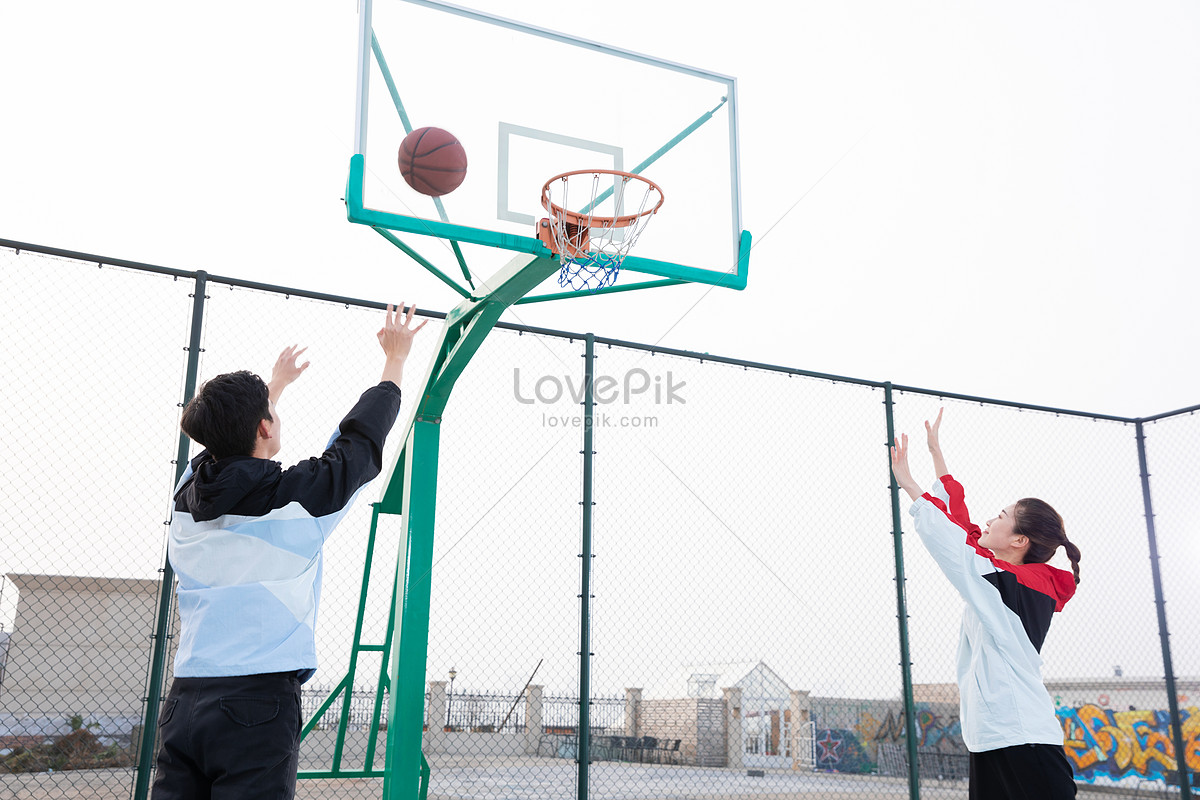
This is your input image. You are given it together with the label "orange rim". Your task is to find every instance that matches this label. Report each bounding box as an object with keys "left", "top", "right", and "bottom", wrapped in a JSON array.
[{"left": 541, "top": 169, "right": 664, "bottom": 230}]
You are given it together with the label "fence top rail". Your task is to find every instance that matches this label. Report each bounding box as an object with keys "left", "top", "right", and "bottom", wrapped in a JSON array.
[
  {"left": 587, "top": 336, "right": 1139, "bottom": 422},
  {"left": 886, "top": 383, "right": 1136, "bottom": 424},
  {"left": 1139, "top": 403, "right": 1200, "bottom": 424},
  {"left": 0, "top": 238, "right": 420, "bottom": 312},
  {"left": 2, "top": 238, "right": 201, "bottom": 280},
  {"left": 0, "top": 238, "right": 1157, "bottom": 423},
  {"left": 543, "top": 694, "right": 625, "bottom": 702}
]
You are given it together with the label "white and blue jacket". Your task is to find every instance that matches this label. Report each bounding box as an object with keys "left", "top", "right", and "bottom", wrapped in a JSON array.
[
  {"left": 909, "top": 475, "right": 1076, "bottom": 753},
  {"left": 168, "top": 382, "right": 402, "bottom": 679}
]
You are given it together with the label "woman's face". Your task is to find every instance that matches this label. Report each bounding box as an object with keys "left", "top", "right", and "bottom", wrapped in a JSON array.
[{"left": 979, "top": 502, "right": 1025, "bottom": 561}]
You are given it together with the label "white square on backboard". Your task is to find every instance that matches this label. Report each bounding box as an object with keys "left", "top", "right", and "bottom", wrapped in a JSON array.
[{"left": 497, "top": 122, "right": 624, "bottom": 226}]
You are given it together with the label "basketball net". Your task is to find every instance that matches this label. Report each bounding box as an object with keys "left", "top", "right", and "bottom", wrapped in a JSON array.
[{"left": 538, "top": 170, "right": 664, "bottom": 292}]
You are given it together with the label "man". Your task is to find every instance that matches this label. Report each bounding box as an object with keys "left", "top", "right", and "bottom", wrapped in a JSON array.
[{"left": 152, "top": 303, "right": 427, "bottom": 799}]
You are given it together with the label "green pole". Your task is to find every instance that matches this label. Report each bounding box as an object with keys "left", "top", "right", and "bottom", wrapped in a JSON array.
[
  {"left": 377, "top": 254, "right": 560, "bottom": 800},
  {"left": 1135, "top": 421, "right": 1192, "bottom": 800},
  {"left": 133, "top": 271, "right": 208, "bottom": 800},
  {"left": 333, "top": 503, "right": 384, "bottom": 771},
  {"left": 297, "top": 505, "right": 392, "bottom": 778},
  {"left": 366, "top": 566, "right": 400, "bottom": 771},
  {"left": 372, "top": 228, "right": 471, "bottom": 299},
  {"left": 383, "top": 418, "right": 442, "bottom": 800},
  {"left": 883, "top": 383, "right": 921, "bottom": 800},
  {"left": 577, "top": 334, "right": 596, "bottom": 797}
]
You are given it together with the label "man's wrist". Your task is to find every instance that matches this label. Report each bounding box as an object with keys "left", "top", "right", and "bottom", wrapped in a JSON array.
[{"left": 380, "top": 357, "right": 405, "bottom": 387}]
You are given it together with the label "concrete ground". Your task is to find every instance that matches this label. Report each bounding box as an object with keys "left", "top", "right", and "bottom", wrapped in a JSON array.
[{"left": 0, "top": 760, "right": 1155, "bottom": 800}]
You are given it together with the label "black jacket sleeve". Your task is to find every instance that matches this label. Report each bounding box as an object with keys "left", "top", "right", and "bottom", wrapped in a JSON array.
[{"left": 276, "top": 381, "right": 403, "bottom": 517}]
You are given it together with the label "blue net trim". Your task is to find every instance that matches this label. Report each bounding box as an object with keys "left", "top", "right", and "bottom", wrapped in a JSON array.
[{"left": 557, "top": 252, "right": 623, "bottom": 292}]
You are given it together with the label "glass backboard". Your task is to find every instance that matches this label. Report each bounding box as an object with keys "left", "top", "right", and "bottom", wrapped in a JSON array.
[{"left": 350, "top": 0, "right": 750, "bottom": 294}]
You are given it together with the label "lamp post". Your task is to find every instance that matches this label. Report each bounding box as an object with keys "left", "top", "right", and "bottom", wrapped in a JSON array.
[{"left": 446, "top": 667, "right": 457, "bottom": 730}]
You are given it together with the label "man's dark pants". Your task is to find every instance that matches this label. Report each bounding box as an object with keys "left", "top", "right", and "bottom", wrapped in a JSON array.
[{"left": 151, "top": 671, "right": 303, "bottom": 800}]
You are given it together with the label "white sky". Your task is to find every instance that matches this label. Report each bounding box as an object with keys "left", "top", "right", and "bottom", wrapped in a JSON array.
[
  {"left": 3, "top": 2, "right": 1200, "bottom": 705},
  {"left": 2, "top": 1, "right": 1198, "bottom": 418}
]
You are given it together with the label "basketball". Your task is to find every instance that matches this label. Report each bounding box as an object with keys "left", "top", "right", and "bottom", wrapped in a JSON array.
[{"left": 398, "top": 127, "right": 468, "bottom": 197}]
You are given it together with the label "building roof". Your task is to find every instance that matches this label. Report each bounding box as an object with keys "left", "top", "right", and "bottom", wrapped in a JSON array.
[
  {"left": 5, "top": 573, "right": 161, "bottom": 595},
  {"left": 642, "top": 660, "right": 792, "bottom": 701}
]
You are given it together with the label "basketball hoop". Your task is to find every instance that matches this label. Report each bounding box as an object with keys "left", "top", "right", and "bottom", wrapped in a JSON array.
[{"left": 537, "top": 170, "right": 664, "bottom": 292}]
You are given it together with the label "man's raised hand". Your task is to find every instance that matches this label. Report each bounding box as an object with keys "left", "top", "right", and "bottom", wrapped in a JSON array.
[
  {"left": 379, "top": 302, "right": 428, "bottom": 386},
  {"left": 269, "top": 345, "right": 310, "bottom": 401}
]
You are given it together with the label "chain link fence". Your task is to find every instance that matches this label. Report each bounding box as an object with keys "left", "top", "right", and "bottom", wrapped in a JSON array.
[{"left": 0, "top": 240, "right": 1195, "bottom": 800}]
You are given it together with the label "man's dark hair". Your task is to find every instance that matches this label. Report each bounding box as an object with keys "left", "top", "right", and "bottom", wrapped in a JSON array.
[{"left": 180, "top": 371, "right": 272, "bottom": 459}]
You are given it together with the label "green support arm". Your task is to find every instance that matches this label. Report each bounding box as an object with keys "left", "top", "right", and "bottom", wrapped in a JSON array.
[
  {"left": 378, "top": 252, "right": 559, "bottom": 512},
  {"left": 378, "top": 252, "right": 559, "bottom": 800}
]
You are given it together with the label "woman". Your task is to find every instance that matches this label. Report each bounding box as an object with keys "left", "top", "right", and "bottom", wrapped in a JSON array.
[{"left": 890, "top": 410, "right": 1081, "bottom": 800}]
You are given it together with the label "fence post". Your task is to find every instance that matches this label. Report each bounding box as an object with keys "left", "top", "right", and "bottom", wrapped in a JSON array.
[
  {"left": 624, "top": 688, "right": 642, "bottom": 738},
  {"left": 577, "top": 333, "right": 596, "bottom": 799},
  {"left": 1135, "top": 420, "right": 1192, "bottom": 800},
  {"left": 789, "top": 690, "right": 812, "bottom": 770},
  {"left": 133, "top": 270, "right": 208, "bottom": 800},
  {"left": 723, "top": 687, "right": 744, "bottom": 770},
  {"left": 525, "top": 685, "right": 544, "bottom": 754},
  {"left": 427, "top": 681, "right": 448, "bottom": 753},
  {"left": 883, "top": 383, "right": 921, "bottom": 800}
]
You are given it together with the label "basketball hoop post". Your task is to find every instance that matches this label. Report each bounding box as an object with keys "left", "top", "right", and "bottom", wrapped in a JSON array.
[
  {"left": 293, "top": 254, "right": 559, "bottom": 800},
  {"left": 328, "top": 254, "right": 559, "bottom": 800},
  {"left": 318, "top": 1, "right": 755, "bottom": 795}
]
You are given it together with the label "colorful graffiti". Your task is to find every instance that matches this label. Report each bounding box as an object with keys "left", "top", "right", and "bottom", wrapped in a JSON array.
[
  {"left": 856, "top": 705, "right": 965, "bottom": 759},
  {"left": 817, "top": 700, "right": 1198, "bottom": 784},
  {"left": 1058, "top": 704, "right": 1200, "bottom": 783},
  {"left": 814, "top": 728, "right": 875, "bottom": 774},
  {"left": 809, "top": 703, "right": 965, "bottom": 774}
]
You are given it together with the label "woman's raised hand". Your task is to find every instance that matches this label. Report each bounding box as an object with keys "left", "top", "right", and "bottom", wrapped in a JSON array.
[
  {"left": 890, "top": 434, "right": 924, "bottom": 501},
  {"left": 925, "top": 407, "right": 949, "bottom": 478}
]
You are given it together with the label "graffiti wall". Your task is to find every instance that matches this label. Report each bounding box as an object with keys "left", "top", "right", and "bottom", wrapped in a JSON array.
[
  {"left": 1058, "top": 703, "right": 1199, "bottom": 784},
  {"left": 811, "top": 697, "right": 1198, "bottom": 785},
  {"left": 812, "top": 700, "right": 964, "bottom": 774},
  {"left": 857, "top": 705, "right": 964, "bottom": 756},
  {"left": 813, "top": 728, "right": 875, "bottom": 773}
]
